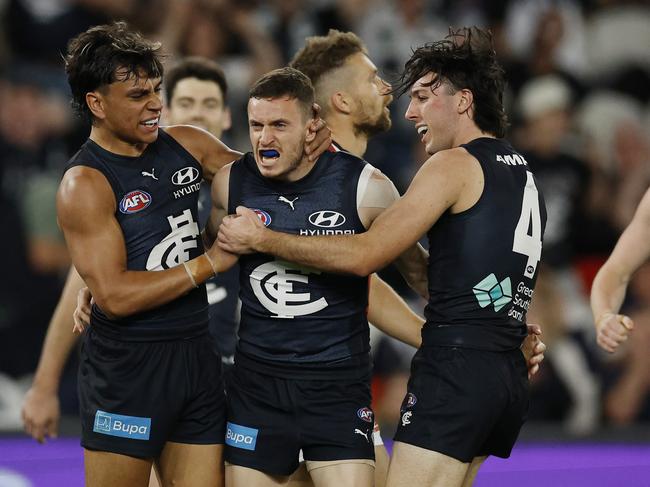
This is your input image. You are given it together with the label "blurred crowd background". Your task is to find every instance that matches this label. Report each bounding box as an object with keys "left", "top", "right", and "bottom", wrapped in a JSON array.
[{"left": 1, "top": 0, "right": 649, "bottom": 440}]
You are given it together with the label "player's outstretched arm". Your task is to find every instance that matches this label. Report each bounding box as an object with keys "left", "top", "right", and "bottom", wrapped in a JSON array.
[
  {"left": 22, "top": 266, "right": 84, "bottom": 443},
  {"left": 218, "top": 150, "right": 467, "bottom": 277},
  {"left": 57, "top": 167, "right": 236, "bottom": 319},
  {"left": 591, "top": 188, "right": 650, "bottom": 352}
]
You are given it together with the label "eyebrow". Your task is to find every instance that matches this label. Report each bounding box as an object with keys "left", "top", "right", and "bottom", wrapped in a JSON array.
[
  {"left": 127, "top": 80, "right": 162, "bottom": 95},
  {"left": 249, "top": 118, "right": 290, "bottom": 125}
]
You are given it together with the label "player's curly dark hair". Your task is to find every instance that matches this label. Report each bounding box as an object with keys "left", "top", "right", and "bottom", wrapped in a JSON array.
[
  {"left": 395, "top": 27, "right": 508, "bottom": 138},
  {"left": 65, "top": 21, "right": 164, "bottom": 123}
]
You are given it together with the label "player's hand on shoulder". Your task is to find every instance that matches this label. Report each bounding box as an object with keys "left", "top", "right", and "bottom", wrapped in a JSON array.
[
  {"left": 73, "top": 287, "right": 93, "bottom": 334},
  {"left": 217, "top": 206, "right": 265, "bottom": 255},
  {"left": 21, "top": 385, "right": 60, "bottom": 443},
  {"left": 596, "top": 312, "right": 634, "bottom": 353}
]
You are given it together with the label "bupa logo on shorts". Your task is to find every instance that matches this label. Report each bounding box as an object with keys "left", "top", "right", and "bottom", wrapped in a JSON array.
[
  {"left": 308, "top": 210, "right": 346, "bottom": 228},
  {"left": 225, "top": 422, "right": 258, "bottom": 451},
  {"left": 253, "top": 209, "right": 272, "bottom": 227},
  {"left": 357, "top": 407, "right": 373, "bottom": 423},
  {"left": 172, "top": 166, "right": 200, "bottom": 186},
  {"left": 119, "top": 190, "right": 152, "bottom": 214},
  {"left": 93, "top": 410, "right": 151, "bottom": 440}
]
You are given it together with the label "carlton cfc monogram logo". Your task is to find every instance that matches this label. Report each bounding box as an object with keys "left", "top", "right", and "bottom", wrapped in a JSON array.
[{"left": 250, "top": 260, "right": 328, "bottom": 318}]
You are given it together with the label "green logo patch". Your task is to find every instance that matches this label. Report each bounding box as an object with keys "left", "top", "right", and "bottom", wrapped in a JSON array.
[{"left": 473, "top": 274, "right": 512, "bottom": 312}]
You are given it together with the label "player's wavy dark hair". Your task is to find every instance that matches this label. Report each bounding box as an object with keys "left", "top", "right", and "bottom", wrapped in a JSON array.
[
  {"left": 395, "top": 27, "right": 508, "bottom": 138},
  {"left": 65, "top": 21, "right": 164, "bottom": 123},
  {"left": 165, "top": 56, "right": 228, "bottom": 106},
  {"left": 249, "top": 67, "right": 315, "bottom": 119}
]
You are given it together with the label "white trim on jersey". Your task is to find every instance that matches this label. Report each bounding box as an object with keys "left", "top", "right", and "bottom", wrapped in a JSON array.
[{"left": 356, "top": 163, "right": 375, "bottom": 212}]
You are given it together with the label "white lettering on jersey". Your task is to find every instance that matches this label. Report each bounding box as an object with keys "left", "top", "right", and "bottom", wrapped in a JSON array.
[
  {"left": 146, "top": 209, "right": 199, "bottom": 270},
  {"left": 250, "top": 260, "right": 328, "bottom": 318},
  {"left": 496, "top": 154, "right": 528, "bottom": 166}
]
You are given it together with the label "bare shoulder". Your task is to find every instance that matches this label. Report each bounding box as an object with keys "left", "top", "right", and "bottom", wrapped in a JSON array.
[
  {"left": 165, "top": 124, "right": 215, "bottom": 156},
  {"left": 422, "top": 146, "right": 479, "bottom": 174},
  {"left": 57, "top": 166, "right": 115, "bottom": 225}
]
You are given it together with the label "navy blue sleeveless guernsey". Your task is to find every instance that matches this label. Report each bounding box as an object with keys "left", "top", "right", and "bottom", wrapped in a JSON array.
[
  {"left": 423, "top": 137, "right": 547, "bottom": 351},
  {"left": 65, "top": 129, "right": 208, "bottom": 341},
  {"left": 229, "top": 151, "right": 370, "bottom": 379}
]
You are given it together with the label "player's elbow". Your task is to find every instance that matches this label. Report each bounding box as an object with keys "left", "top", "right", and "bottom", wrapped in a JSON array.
[
  {"left": 92, "top": 292, "right": 133, "bottom": 319},
  {"left": 349, "top": 258, "right": 378, "bottom": 277}
]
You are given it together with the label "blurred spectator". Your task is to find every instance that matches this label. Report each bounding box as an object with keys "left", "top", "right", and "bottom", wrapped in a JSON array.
[
  {"left": 514, "top": 75, "right": 601, "bottom": 435},
  {"left": 584, "top": 3, "right": 650, "bottom": 82}
]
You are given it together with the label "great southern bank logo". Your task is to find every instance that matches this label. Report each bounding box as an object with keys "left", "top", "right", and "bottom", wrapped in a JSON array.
[
  {"left": 93, "top": 410, "right": 151, "bottom": 440},
  {"left": 473, "top": 273, "right": 512, "bottom": 312},
  {"left": 225, "top": 422, "right": 258, "bottom": 451}
]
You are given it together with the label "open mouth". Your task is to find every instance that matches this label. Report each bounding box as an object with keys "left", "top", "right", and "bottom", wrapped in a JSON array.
[
  {"left": 141, "top": 117, "right": 159, "bottom": 128},
  {"left": 259, "top": 149, "right": 280, "bottom": 164},
  {"left": 417, "top": 126, "right": 428, "bottom": 139}
]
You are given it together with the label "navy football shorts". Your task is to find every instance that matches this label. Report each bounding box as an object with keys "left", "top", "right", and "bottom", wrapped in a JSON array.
[
  {"left": 224, "top": 365, "right": 375, "bottom": 476},
  {"left": 79, "top": 328, "right": 226, "bottom": 458},
  {"left": 394, "top": 346, "right": 529, "bottom": 463}
]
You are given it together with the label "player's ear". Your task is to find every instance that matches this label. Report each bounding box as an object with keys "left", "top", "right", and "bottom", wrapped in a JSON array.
[
  {"left": 457, "top": 88, "right": 473, "bottom": 115},
  {"left": 331, "top": 91, "right": 352, "bottom": 115},
  {"left": 86, "top": 91, "right": 106, "bottom": 120}
]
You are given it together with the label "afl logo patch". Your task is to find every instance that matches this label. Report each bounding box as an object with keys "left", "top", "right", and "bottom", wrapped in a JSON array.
[
  {"left": 406, "top": 393, "right": 417, "bottom": 407},
  {"left": 253, "top": 209, "right": 272, "bottom": 226},
  {"left": 119, "top": 190, "right": 152, "bottom": 214},
  {"left": 172, "top": 166, "right": 200, "bottom": 186},
  {"left": 357, "top": 407, "right": 373, "bottom": 423},
  {"left": 308, "top": 210, "right": 346, "bottom": 228}
]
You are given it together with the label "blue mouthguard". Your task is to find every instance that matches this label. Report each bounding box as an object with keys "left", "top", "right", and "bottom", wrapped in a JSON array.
[{"left": 260, "top": 149, "right": 280, "bottom": 158}]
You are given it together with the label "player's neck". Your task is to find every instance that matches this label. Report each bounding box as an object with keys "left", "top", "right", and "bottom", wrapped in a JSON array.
[
  {"left": 452, "top": 121, "right": 495, "bottom": 148},
  {"left": 89, "top": 125, "right": 149, "bottom": 157},
  {"left": 328, "top": 118, "right": 368, "bottom": 158}
]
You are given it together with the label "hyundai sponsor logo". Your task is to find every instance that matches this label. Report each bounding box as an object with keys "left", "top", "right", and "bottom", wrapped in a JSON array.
[
  {"left": 119, "top": 190, "right": 152, "bottom": 214},
  {"left": 308, "top": 210, "right": 346, "bottom": 228},
  {"left": 93, "top": 410, "right": 151, "bottom": 440},
  {"left": 172, "top": 166, "right": 200, "bottom": 186},
  {"left": 357, "top": 407, "right": 373, "bottom": 423},
  {"left": 225, "top": 422, "right": 258, "bottom": 451}
]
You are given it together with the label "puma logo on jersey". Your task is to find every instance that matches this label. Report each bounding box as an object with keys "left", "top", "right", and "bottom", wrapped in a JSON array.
[
  {"left": 278, "top": 196, "right": 298, "bottom": 210},
  {"left": 354, "top": 429, "right": 370, "bottom": 442},
  {"left": 141, "top": 168, "right": 158, "bottom": 180},
  {"left": 496, "top": 154, "right": 528, "bottom": 166}
]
